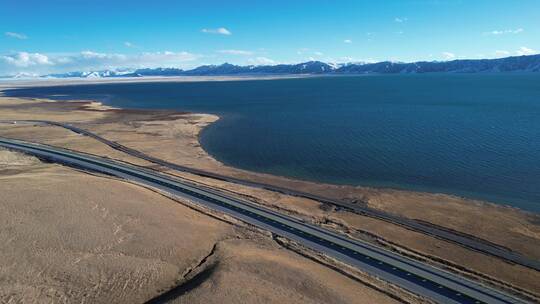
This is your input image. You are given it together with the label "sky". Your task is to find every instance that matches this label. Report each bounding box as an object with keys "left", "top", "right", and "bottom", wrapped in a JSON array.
[{"left": 1, "top": 0, "right": 539, "bottom": 75}]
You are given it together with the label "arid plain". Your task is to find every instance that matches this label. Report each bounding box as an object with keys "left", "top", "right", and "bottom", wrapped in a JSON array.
[{"left": 1, "top": 82, "right": 539, "bottom": 303}]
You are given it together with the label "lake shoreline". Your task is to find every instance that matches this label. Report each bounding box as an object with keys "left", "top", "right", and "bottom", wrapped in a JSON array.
[
  {"left": 2, "top": 93, "right": 530, "bottom": 215},
  {"left": 0, "top": 80, "right": 538, "bottom": 217},
  {"left": 4, "top": 74, "right": 539, "bottom": 213},
  {"left": 197, "top": 114, "right": 535, "bottom": 216},
  {"left": 0, "top": 86, "right": 536, "bottom": 219},
  {"left": 0, "top": 79, "right": 538, "bottom": 215}
]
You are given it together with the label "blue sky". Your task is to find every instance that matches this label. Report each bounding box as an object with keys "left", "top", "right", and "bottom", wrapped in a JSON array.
[{"left": 1, "top": 0, "right": 539, "bottom": 74}]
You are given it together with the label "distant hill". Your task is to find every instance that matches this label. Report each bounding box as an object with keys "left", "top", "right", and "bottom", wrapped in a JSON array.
[
  {"left": 6, "top": 54, "right": 537, "bottom": 79},
  {"left": 336, "top": 55, "right": 540, "bottom": 74}
]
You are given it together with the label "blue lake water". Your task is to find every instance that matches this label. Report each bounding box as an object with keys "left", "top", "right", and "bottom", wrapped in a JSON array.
[{"left": 4, "top": 74, "right": 540, "bottom": 212}]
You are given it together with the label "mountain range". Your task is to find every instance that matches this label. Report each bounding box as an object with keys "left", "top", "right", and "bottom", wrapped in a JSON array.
[{"left": 3, "top": 54, "right": 540, "bottom": 79}]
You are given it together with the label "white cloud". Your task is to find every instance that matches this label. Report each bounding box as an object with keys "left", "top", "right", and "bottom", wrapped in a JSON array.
[
  {"left": 297, "top": 48, "right": 309, "bottom": 55},
  {"left": 485, "top": 28, "right": 523, "bottom": 35},
  {"left": 134, "top": 51, "right": 200, "bottom": 67},
  {"left": 491, "top": 47, "right": 537, "bottom": 58},
  {"left": 217, "top": 49, "right": 253, "bottom": 55},
  {"left": 516, "top": 46, "right": 537, "bottom": 56},
  {"left": 5, "top": 32, "right": 28, "bottom": 39},
  {"left": 1, "top": 50, "right": 201, "bottom": 74},
  {"left": 343, "top": 39, "right": 352, "bottom": 43},
  {"left": 201, "top": 27, "right": 231, "bottom": 35},
  {"left": 80, "top": 50, "right": 127, "bottom": 60},
  {"left": 124, "top": 41, "right": 134, "bottom": 48},
  {"left": 494, "top": 50, "right": 510, "bottom": 57},
  {"left": 335, "top": 56, "right": 376, "bottom": 64},
  {"left": 297, "top": 49, "right": 324, "bottom": 57},
  {"left": 1, "top": 52, "right": 52, "bottom": 67},
  {"left": 248, "top": 57, "right": 275, "bottom": 65},
  {"left": 442, "top": 52, "right": 456, "bottom": 60},
  {"left": 394, "top": 17, "right": 408, "bottom": 23}
]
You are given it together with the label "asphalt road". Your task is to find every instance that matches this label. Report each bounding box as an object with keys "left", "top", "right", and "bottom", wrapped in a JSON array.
[
  {"left": 5, "top": 119, "right": 539, "bottom": 272},
  {"left": 0, "top": 137, "right": 528, "bottom": 304}
]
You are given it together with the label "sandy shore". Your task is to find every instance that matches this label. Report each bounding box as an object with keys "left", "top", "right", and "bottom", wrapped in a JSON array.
[{"left": 0, "top": 87, "right": 539, "bottom": 301}]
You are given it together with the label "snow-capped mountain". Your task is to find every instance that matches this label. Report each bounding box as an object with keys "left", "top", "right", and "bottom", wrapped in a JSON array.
[
  {"left": 22, "top": 54, "right": 540, "bottom": 79},
  {"left": 46, "top": 69, "right": 135, "bottom": 78},
  {"left": 0, "top": 72, "right": 41, "bottom": 79}
]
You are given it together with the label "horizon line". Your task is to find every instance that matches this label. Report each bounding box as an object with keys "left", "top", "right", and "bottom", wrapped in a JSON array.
[{"left": 1, "top": 53, "right": 539, "bottom": 77}]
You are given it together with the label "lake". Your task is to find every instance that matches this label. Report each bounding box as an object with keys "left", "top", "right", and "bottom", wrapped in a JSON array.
[{"left": 4, "top": 74, "right": 540, "bottom": 212}]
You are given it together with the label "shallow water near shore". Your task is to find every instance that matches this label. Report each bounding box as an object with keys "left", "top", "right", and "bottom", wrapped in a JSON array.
[{"left": 4, "top": 74, "right": 540, "bottom": 212}]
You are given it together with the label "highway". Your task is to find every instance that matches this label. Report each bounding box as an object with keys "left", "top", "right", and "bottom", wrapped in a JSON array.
[
  {"left": 4, "top": 119, "right": 539, "bottom": 272},
  {"left": 0, "top": 137, "right": 528, "bottom": 304}
]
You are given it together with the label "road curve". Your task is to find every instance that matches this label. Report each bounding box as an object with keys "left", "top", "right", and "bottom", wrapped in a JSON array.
[
  {"left": 0, "top": 137, "right": 528, "bottom": 304},
  {"left": 5, "top": 119, "right": 539, "bottom": 272}
]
